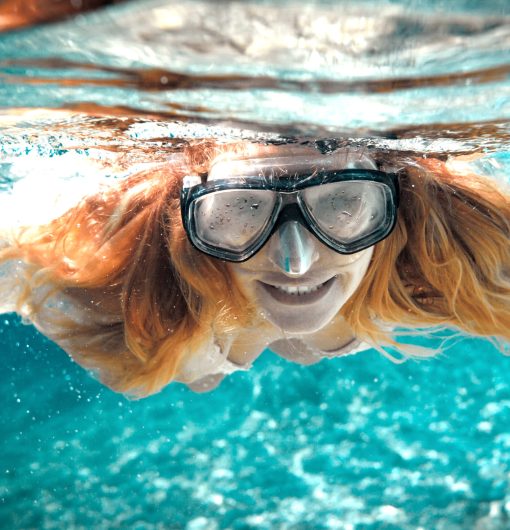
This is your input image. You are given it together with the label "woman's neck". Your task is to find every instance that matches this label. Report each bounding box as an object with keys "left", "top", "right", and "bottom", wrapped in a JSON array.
[
  {"left": 227, "top": 312, "right": 355, "bottom": 365},
  {"left": 299, "top": 312, "right": 356, "bottom": 352}
]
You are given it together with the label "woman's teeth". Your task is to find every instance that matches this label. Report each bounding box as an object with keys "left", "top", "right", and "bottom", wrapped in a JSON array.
[
  {"left": 274, "top": 282, "right": 326, "bottom": 295},
  {"left": 258, "top": 277, "right": 336, "bottom": 306}
]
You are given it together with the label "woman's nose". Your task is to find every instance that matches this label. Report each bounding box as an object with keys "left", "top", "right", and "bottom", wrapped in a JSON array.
[{"left": 266, "top": 220, "right": 319, "bottom": 276}]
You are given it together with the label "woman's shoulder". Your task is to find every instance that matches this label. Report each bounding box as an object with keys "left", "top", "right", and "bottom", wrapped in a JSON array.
[
  {"left": 176, "top": 332, "right": 252, "bottom": 385},
  {"left": 0, "top": 257, "right": 27, "bottom": 314}
]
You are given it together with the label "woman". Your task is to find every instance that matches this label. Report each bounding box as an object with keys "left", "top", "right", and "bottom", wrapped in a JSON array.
[{"left": 1, "top": 141, "right": 509, "bottom": 397}]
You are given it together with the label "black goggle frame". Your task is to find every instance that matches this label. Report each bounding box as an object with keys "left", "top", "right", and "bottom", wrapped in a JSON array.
[{"left": 180, "top": 168, "right": 400, "bottom": 262}]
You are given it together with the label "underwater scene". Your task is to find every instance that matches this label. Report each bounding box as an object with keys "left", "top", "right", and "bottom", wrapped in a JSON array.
[{"left": 1, "top": 0, "right": 510, "bottom": 528}]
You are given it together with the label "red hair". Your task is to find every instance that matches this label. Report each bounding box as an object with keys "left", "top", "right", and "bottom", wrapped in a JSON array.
[{"left": 1, "top": 143, "right": 509, "bottom": 396}]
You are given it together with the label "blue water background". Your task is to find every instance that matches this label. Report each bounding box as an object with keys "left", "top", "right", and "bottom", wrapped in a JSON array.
[{"left": 1, "top": 313, "right": 510, "bottom": 529}]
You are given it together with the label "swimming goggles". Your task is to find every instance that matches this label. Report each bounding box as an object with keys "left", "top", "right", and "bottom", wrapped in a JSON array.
[{"left": 180, "top": 156, "right": 399, "bottom": 262}]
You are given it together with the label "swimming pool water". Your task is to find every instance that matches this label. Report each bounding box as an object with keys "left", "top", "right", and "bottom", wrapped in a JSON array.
[
  {"left": 1, "top": 1, "right": 510, "bottom": 528},
  {"left": 2, "top": 314, "right": 510, "bottom": 529}
]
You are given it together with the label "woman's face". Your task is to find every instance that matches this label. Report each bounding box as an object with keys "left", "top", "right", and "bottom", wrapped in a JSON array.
[
  {"left": 209, "top": 146, "right": 376, "bottom": 335},
  {"left": 229, "top": 233, "right": 373, "bottom": 335}
]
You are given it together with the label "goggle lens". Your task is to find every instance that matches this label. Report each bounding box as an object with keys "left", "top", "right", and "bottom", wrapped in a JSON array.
[
  {"left": 301, "top": 180, "right": 392, "bottom": 247},
  {"left": 193, "top": 189, "right": 277, "bottom": 253}
]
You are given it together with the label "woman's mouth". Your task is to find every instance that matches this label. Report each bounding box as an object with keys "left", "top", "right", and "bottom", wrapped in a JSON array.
[{"left": 257, "top": 276, "right": 337, "bottom": 305}]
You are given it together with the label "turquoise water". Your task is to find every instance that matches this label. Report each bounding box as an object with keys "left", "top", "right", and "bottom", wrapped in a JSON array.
[
  {"left": 2, "top": 315, "right": 510, "bottom": 529},
  {"left": 1, "top": 1, "right": 510, "bottom": 528}
]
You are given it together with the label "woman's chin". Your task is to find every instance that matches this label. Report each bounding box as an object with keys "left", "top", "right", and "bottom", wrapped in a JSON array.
[{"left": 262, "top": 309, "right": 339, "bottom": 334}]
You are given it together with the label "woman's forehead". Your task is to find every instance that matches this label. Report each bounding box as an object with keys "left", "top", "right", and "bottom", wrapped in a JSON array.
[{"left": 206, "top": 144, "right": 378, "bottom": 181}]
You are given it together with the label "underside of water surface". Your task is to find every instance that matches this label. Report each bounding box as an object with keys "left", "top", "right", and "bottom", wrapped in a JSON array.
[{"left": 1, "top": 1, "right": 510, "bottom": 529}]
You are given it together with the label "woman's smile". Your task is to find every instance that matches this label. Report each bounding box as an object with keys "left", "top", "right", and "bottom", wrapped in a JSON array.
[
  {"left": 231, "top": 239, "right": 374, "bottom": 335},
  {"left": 257, "top": 276, "right": 336, "bottom": 305}
]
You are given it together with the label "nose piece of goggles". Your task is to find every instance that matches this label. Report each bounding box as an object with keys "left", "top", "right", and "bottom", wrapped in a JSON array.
[
  {"left": 260, "top": 202, "right": 320, "bottom": 275},
  {"left": 180, "top": 155, "right": 400, "bottom": 262}
]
